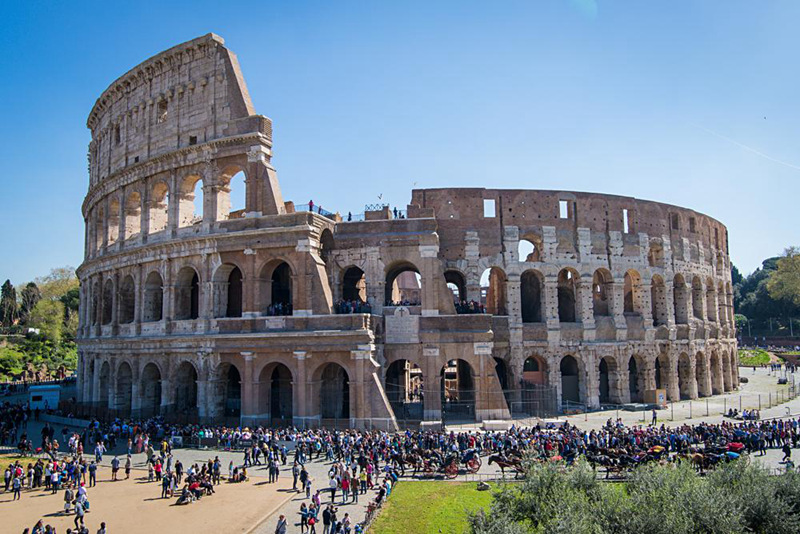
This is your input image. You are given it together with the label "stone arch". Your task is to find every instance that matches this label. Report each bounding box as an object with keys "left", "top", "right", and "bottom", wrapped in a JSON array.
[
  {"left": 107, "top": 198, "right": 120, "bottom": 245},
  {"left": 98, "top": 360, "right": 110, "bottom": 408},
  {"left": 627, "top": 354, "right": 646, "bottom": 402},
  {"left": 213, "top": 263, "right": 243, "bottom": 318},
  {"left": 149, "top": 181, "right": 169, "bottom": 234},
  {"left": 90, "top": 281, "right": 100, "bottom": 326},
  {"left": 140, "top": 362, "right": 162, "bottom": 417},
  {"left": 212, "top": 362, "right": 242, "bottom": 418},
  {"left": 216, "top": 167, "right": 247, "bottom": 221},
  {"left": 518, "top": 236, "right": 542, "bottom": 262},
  {"left": 678, "top": 352, "right": 694, "bottom": 400},
  {"left": 441, "top": 359, "right": 476, "bottom": 422},
  {"left": 319, "top": 229, "right": 335, "bottom": 264},
  {"left": 598, "top": 356, "right": 621, "bottom": 404},
  {"left": 318, "top": 362, "right": 350, "bottom": 420},
  {"left": 655, "top": 351, "right": 674, "bottom": 399},
  {"left": 695, "top": 352, "right": 710, "bottom": 397},
  {"left": 342, "top": 266, "right": 367, "bottom": 302},
  {"left": 692, "top": 276, "right": 704, "bottom": 320},
  {"left": 673, "top": 274, "right": 689, "bottom": 325},
  {"left": 651, "top": 275, "right": 668, "bottom": 327},
  {"left": 118, "top": 275, "right": 135, "bottom": 324},
  {"left": 480, "top": 267, "right": 507, "bottom": 315},
  {"left": 592, "top": 269, "right": 613, "bottom": 317},
  {"left": 624, "top": 270, "right": 642, "bottom": 314},
  {"left": 115, "top": 361, "right": 133, "bottom": 415},
  {"left": 705, "top": 277, "right": 717, "bottom": 323},
  {"left": 710, "top": 351, "right": 724, "bottom": 394},
  {"left": 178, "top": 174, "right": 203, "bottom": 228},
  {"left": 142, "top": 271, "right": 163, "bottom": 322},
  {"left": 520, "top": 269, "right": 544, "bottom": 323},
  {"left": 175, "top": 266, "right": 201, "bottom": 320},
  {"left": 444, "top": 269, "right": 467, "bottom": 304},
  {"left": 560, "top": 355, "right": 582, "bottom": 406},
  {"left": 93, "top": 206, "right": 104, "bottom": 252},
  {"left": 386, "top": 261, "right": 422, "bottom": 306},
  {"left": 260, "top": 260, "right": 293, "bottom": 315},
  {"left": 124, "top": 191, "right": 142, "bottom": 240},
  {"left": 557, "top": 268, "right": 579, "bottom": 323},
  {"left": 173, "top": 360, "right": 199, "bottom": 416},
  {"left": 522, "top": 355, "right": 547, "bottom": 385},
  {"left": 385, "top": 359, "right": 424, "bottom": 420},
  {"left": 258, "top": 362, "right": 294, "bottom": 426},
  {"left": 101, "top": 280, "right": 114, "bottom": 325}
]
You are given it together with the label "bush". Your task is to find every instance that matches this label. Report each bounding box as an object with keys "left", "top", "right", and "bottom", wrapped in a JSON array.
[
  {"left": 738, "top": 348, "right": 771, "bottom": 366},
  {"left": 470, "top": 460, "right": 800, "bottom": 534}
]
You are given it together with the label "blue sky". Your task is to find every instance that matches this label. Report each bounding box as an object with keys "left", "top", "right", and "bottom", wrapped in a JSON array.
[{"left": 1, "top": 0, "right": 798, "bottom": 285}]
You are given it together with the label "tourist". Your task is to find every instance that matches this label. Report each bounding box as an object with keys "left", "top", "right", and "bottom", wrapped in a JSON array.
[{"left": 275, "top": 514, "right": 288, "bottom": 534}]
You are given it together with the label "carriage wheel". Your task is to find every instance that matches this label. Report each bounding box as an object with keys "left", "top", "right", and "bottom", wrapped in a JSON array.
[
  {"left": 468, "top": 457, "right": 481, "bottom": 474},
  {"left": 445, "top": 463, "right": 459, "bottom": 479}
]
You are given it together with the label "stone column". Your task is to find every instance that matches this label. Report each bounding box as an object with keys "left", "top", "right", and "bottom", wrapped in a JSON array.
[
  {"left": 611, "top": 282, "right": 627, "bottom": 340},
  {"left": 578, "top": 280, "right": 595, "bottom": 341},
  {"left": 423, "top": 349, "right": 442, "bottom": 422},
  {"left": 544, "top": 278, "right": 560, "bottom": 342}
]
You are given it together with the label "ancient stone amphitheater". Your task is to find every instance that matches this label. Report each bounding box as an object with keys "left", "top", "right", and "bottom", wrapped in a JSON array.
[{"left": 75, "top": 34, "right": 738, "bottom": 430}]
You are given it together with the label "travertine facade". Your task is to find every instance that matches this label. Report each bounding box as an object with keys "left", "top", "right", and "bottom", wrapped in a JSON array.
[{"left": 76, "top": 34, "right": 738, "bottom": 430}]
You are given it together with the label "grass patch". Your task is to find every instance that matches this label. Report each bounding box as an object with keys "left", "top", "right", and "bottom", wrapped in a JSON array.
[
  {"left": 370, "top": 481, "right": 494, "bottom": 534},
  {"left": 738, "top": 348, "right": 771, "bottom": 366}
]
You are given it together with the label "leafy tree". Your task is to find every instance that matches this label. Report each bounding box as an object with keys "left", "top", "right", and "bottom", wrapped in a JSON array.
[
  {"left": 19, "top": 282, "right": 41, "bottom": 325},
  {"left": 768, "top": 246, "right": 800, "bottom": 307},
  {"left": 0, "top": 279, "right": 18, "bottom": 327},
  {"left": 28, "top": 299, "right": 65, "bottom": 341}
]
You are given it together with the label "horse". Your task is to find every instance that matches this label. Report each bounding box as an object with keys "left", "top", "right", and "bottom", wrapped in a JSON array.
[{"left": 488, "top": 454, "right": 522, "bottom": 477}]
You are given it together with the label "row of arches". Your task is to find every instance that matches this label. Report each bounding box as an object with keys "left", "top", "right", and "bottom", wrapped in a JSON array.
[
  {"left": 89, "top": 169, "right": 247, "bottom": 254},
  {"left": 89, "top": 260, "right": 294, "bottom": 325}
]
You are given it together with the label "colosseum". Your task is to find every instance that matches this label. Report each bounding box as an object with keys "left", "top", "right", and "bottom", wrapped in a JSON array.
[{"left": 75, "top": 34, "right": 738, "bottom": 430}]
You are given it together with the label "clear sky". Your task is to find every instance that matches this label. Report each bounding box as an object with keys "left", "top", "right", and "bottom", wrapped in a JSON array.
[{"left": 1, "top": 0, "right": 798, "bottom": 285}]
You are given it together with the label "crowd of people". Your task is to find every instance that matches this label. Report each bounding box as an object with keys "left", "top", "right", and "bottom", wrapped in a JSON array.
[
  {"left": 453, "top": 300, "right": 486, "bottom": 314},
  {"left": 334, "top": 300, "right": 372, "bottom": 315},
  {"left": 265, "top": 302, "right": 293, "bottom": 317}
]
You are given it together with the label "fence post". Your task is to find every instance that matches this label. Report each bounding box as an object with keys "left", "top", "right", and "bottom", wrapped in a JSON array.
[
  {"left": 724, "top": 397, "right": 726, "bottom": 415},
  {"left": 739, "top": 395, "right": 742, "bottom": 412},
  {"left": 671, "top": 401, "right": 674, "bottom": 421},
  {"left": 689, "top": 401, "right": 692, "bottom": 419},
  {"left": 706, "top": 399, "right": 709, "bottom": 416}
]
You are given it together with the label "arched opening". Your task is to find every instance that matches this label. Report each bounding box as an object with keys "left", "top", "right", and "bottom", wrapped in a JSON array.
[
  {"left": 320, "top": 363, "right": 350, "bottom": 420},
  {"left": 385, "top": 360, "right": 424, "bottom": 420},
  {"left": 705, "top": 277, "right": 717, "bottom": 323},
  {"left": 441, "top": 359, "right": 476, "bottom": 422},
  {"left": 480, "top": 267, "right": 507, "bottom": 315},
  {"left": 598, "top": 357, "right": 614, "bottom": 404},
  {"left": 149, "top": 182, "right": 169, "bottom": 234},
  {"left": 90, "top": 283, "right": 100, "bottom": 326},
  {"left": 217, "top": 169, "right": 247, "bottom": 220},
  {"left": 522, "top": 355, "right": 546, "bottom": 385},
  {"left": 226, "top": 267, "right": 243, "bottom": 318},
  {"left": 107, "top": 199, "right": 120, "bottom": 245},
  {"left": 268, "top": 262, "right": 293, "bottom": 315},
  {"left": 628, "top": 355, "right": 644, "bottom": 402},
  {"left": 648, "top": 242, "right": 664, "bottom": 267},
  {"left": 93, "top": 207, "right": 104, "bottom": 252},
  {"left": 444, "top": 270, "right": 467, "bottom": 307},
  {"left": 521, "top": 270, "right": 543, "bottom": 323},
  {"left": 722, "top": 350, "right": 733, "bottom": 391},
  {"left": 692, "top": 276, "right": 704, "bottom": 320},
  {"left": 495, "top": 357, "right": 513, "bottom": 409},
  {"left": 651, "top": 275, "right": 668, "bottom": 327},
  {"left": 97, "top": 361, "right": 110, "bottom": 408},
  {"left": 174, "top": 361, "right": 198, "bottom": 416},
  {"left": 115, "top": 362, "right": 133, "bottom": 415},
  {"left": 320, "top": 229, "right": 335, "bottom": 264},
  {"left": 557, "top": 269, "right": 578, "bottom": 323},
  {"left": 269, "top": 364, "right": 293, "bottom": 425},
  {"left": 673, "top": 274, "right": 688, "bottom": 325},
  {"left": 518, "top": 238, "right": 541, "bottom": 262},
  {"left": 175, "top": 267, "right": 200, "bottom": 320},
  {"left": 386, "top": 262, "right": 422, "bottom": 306},
  {"left": 678, "top": 353, "right": 693, "bottom": 400},
  {"left": 592, "top": 269, "right": 612, "bottom": 317},
  {"left": 118, "top": 275, "right": 135, "bottom": 324},
  {"left": 101, "top": 281, "right": 113, "bottom": 325},
  {"left": 342, "top": 266, "right": 367, "bottom": 302},
  {"left": 217, "top": 363, "right": 241, "bottom": 418},
  {"left": 695, "top": 352, "right": 710, "bottom": 397},
  {"left": 178, "top": 175, "right": 203, "bottom": 228},
  {"left": 140, "top": 363, "right": 162, "bottom": 417},
  {"left": 624, "top": 270, "right": 641, "bottom": 314},
  {"left": 124, "top": 191, "right": 142, "bottom": 240},
  {"left": 560, "top": 355, "right": 581, "bottom": 406},
  {"left": 710, "top": 352, "right": 723, "bottom": 394},
  {"left": 142, "top": 271, "right": 163, "bottom": 322}
]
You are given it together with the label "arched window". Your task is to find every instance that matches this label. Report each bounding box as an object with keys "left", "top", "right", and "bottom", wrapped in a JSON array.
[
  {"left": 175, "top": 267, "right": 200, "bottom": 320},
  {"left": 124, "top": 191, "right": 142, "bottom": 240},
  {"left": 217, "top": 169, "right": 247, "bottom": 220},
  {"left": 213, "top": 264, "right": 243, "bottom": 318},
  {"left": 178, "top": 175, "right": 203, "bottom": 228},
  {"left": 560, "top": 355, "right": 581, "bottom": 404},
  {"left": 651, "top": 275, "right": 668, "bottom": 327},
  {"left": 149, "top": 182, "right": 169, "bottom": 234},
  {"left": 385, "top": 262, "right": 422, "bottom": 306},
  {"left": 107, "top": 199, "right": 120, "bottom": 245},
  {"left": 624, "top": 270, "right": 641, "bottom": 314},
  {"left": 261, "top": 261, "right": 293, "bottom": 316},
  {"left": 118, "top": 275, "right": 135, "bottom": 324},
  {"left": 521, "top": 270, "right": 543, "bottom": 323},
  {"left": 444, "top": 270, "right": 466, "bottom": 305},
  {"left": 480, "top": 267, "right": 507, "bottom": 315},
  {"left": 557, "top": 269, "right": 577, "bottom": 323},
  {"left": 93, "top": 207, "right": 105, "bottom": 252},
  {"left": 692, "top": 276, "right": 704, "bottom": 320},
  {"left": 226, "top": 267, "right": 243, "bottom": 318},
  {"left": 592, "top": 269, "right": 612, "bottom": 317},
  {"left": 518, "top": 238, "right": 541, "bottom": 262},
  {"left": 101, "top": 281, "right": 113, "bottom": 325},
  {"left": 143, "top": 272, "right": 163, "bottom": 322}
]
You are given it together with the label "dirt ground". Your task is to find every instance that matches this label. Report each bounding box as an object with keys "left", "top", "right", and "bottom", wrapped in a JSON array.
[{"left": 0, "top": 462, "right": 294, "bottom": 534}]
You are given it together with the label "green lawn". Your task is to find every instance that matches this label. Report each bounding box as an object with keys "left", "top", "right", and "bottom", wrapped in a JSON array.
[
  {"left": 738, "top": 348, "right": 771, "bottom": 366},
  {"left": 370, "top": 481, "right": 494, "bottom": 534}
]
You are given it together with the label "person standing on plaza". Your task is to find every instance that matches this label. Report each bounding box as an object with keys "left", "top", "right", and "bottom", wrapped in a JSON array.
[
  {"left": 125, "top": 455, "right": 131, "bottom": 480},
  {"left": 274, "top": 514, "right": 287, "bottom": 534},
  {"left": 292, "top": 461, "right": 300, "bottom": 491},
  {"left": 322, "top": 505, "right": 332, "bottom": 534},
  {"left": 88, "top": 461, "right": 97, "bottom": 487},
  {"left": 111, "top": 456, "right": 119, "bottom": 481},
  {"left": 12, "top": 474, "right": 22, "bottom": 500}
]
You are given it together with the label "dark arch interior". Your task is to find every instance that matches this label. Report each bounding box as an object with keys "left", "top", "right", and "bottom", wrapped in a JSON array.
[
  {"left": 385, "top": 359, "right": 424, "bottom": 420},
  {"left": 560, "top": 355, "right": 580, "bottom": 404},
  {"left": 441, "top": 359, "right": 475, "bottom": 422},
  {"left": 271, "top": 262, "right": 292, "bottom": 312},
  {"left": 224, "top": 365, "right": 241, "bottom": 417},
  {"left": 320, "top": 364, "right": 350, "bottom": 419},
  {"left": 342, "top": 266, "right": 366, "bottom": 302},
  {"left": 599, "top": 358, "right": 611, "bottom": 404},
  {"left": 174, "top": 363, "right": 198, "bottom": 415},
  {"left": 521, "top": 271, "right": 542, "bottom": 323},
  {"left": 557, "top": 271, "right": 577, "bottom": 323},
  {"left": 385, "top": 262, "right": 421, "bottom": 305},
  {"left": 140, "top": 363, "right": 162, "bottom": 417},
  {"left": 445, "top": 270, "right": 466, "bottom": 303},
  {"left": 270, "top": 364, "right": 293, "bottom": 424},
  {"left": 226, "top": 267, "right": 243, "bottom": 318}
]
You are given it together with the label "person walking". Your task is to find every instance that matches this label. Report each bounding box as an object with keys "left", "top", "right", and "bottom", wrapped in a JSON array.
[
  {"left": 275, "top": 514, "right": 288, "bottom": 534},
  {"left": 12, "top": 475, "right": 22, "bottom": 500},
  {"left": 111, "top": 456, "right": 120, "bottom": 481},
  {"left": 74, "top": 499, "right": 86, "bottom": 530}
]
